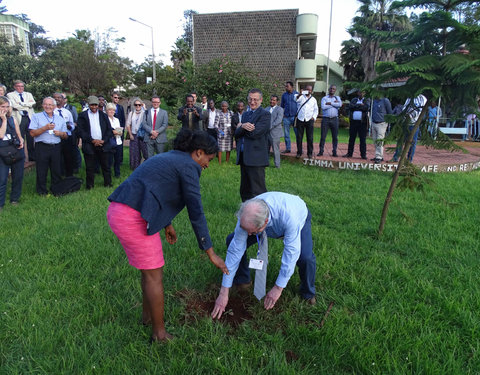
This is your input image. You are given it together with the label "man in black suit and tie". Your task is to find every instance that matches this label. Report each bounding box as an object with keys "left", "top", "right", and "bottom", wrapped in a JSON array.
[
  {"left": 235, "top": 89, "right": 271, "bottom": 202},
  {"left": 77, "top": 96, "right": 114, "bottom": 189}
]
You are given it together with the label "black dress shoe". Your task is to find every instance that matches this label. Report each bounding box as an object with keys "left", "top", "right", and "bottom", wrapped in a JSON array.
[
  {"left": 282, "top": 150, "right": 291, "bottom": 154},
  {"left": 317, "top": 152, "right": 323, "bottom": 156},
  {"left": 307, "top": 154, "right": 312, "bottom": 159},
  {"left": 332, "top": 152, "right": 338, "bottom": 157},
  {"left": 343, "top": 153, "right": 352, "bottom": 158},
  {"left": 361, "top": 155, "right": 367, "bottom": 160},
  {"left": 370, "top": 157, "right": 377, "bottom": 161},
  {"left": 296, "top": 154, "right": 302, "bottom": 159}
]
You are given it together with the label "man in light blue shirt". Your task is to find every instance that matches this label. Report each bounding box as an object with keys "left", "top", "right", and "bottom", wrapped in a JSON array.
[
  {"left": 211, "top": 192, "right": 316, "bottom": 318},
  {"left": 29, "top": 97, "right": 68, "bottom": 194},
  {"left": 319, "top": 85, "right": 342, "bottom": 157}
]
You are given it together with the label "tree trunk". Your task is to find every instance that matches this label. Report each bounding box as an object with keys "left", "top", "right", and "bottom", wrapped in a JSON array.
[{"left": 378, "top": 102, "right": 430, "bottom": 236}]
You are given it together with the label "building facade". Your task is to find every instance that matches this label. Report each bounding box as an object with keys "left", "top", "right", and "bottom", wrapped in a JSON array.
[
  {"left": 193, "top": 9, "right": 343, "bottom": 95},
  {"left": 0, "top": 14, "right": 31, "bottom": 55}
]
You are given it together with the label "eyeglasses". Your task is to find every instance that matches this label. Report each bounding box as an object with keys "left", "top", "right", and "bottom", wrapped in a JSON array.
[
  {"left": 113, "top": 97, "right": 119, "bottom": 99},
  {"left": 152, "top": 101, "right": 160, "bottom": 104},
  {"left": 134, "top": 104, "right": 142, "bottom": 106}
]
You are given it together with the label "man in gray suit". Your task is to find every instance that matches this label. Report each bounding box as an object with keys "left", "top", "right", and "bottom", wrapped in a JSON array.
[
  {"left": 266, "top": 95, "right": 284, "bottom": 168},
  {"left": 142, "top": 96, "right": 169, "bottom": 157}
]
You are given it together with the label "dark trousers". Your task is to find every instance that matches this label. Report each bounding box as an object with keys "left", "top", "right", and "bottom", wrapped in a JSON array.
[
  {"left": 61, "top": 136, "right": 76, "bottom": 177},
  {"left": 20, "top": 115, "right": 35, "bottom": 161},
  {"left": 319, "top": 117, "right": 339, "bottom": 153},
  {"left": 226, "top": 210, "right": 316, "bottom": 299},
  {"left": 109, "top": 144, "right": 123, "bottom": 177},
  {"left": 347, "top": 120, "right": 367, "bottom": 157},
  {"left": 129, "top": 134, "right": 148, "bottom": 170},
  {"left": 0, "top": 149, "right": 24, "bottom": 206},
  {"left": 296, "top": 119, "right": 314, "bottom": 157},
  {"left": 35, "top": 142, "right": 62, "bottom": 195},
  {"left": 239, "top": 161, "right": 266, "bottom": 202},
  {"left": 84, "top": 148, "right": 111, "bottom": 188}
]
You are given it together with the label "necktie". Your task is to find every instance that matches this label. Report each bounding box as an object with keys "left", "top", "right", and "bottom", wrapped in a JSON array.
[
  {"left": 253, "top": 231, "right": 268, "bottom": 300},
  {"left": 58, "top": 109, "right": 62, "bottom": 118},
  {"left": 153, "top": 109, "right": 157, "bottom": 131},
  {"left": 19, "top": 93, "right": 24, "bottom": 102}
]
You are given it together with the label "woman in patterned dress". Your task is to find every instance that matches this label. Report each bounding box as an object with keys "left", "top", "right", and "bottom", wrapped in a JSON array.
[{"left": 214, "top": 101, "right": 233, "bottom": 164}]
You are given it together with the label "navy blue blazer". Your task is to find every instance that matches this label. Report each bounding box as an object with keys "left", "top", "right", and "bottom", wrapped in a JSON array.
[
  {"left": 108, "top": 150, "right": 212, "bottom": 249},
  {"left": 234, "top": 107, "right": 271, "bottom": 167},
  {"left": 77, "top": 110, "right": 114, "bottom": 155}
]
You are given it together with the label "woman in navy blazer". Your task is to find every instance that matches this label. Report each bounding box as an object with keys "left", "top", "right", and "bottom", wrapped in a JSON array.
[{"left": 107, "top": 129, "right": 228, "bottom": 343}]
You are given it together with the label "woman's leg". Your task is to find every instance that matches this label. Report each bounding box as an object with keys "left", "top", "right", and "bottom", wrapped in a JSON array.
[
  {"left": 140, "top": 267, "right": 172, "bottom": 341},
  {"left": 226, "top": 151, "right": 230, "bottom": 163},
  {"left": 217, "top": 151, "right": 222, "bottom": 164}
]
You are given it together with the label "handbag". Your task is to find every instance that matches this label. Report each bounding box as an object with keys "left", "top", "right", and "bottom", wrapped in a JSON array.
[
  {"left": 136, "top": 111, "right": 147, "bottom": 140},
  {"left": 293, "top": 96, "right": 312, "bottom": 128},
  {"left": 0, "top": 144, "right": 24, "bottom": 165}
]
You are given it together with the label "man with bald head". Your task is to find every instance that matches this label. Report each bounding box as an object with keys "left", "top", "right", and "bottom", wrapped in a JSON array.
[
  {"left": 29, "top": 97, "right": 68, "bottom": 195},
  {"left": 211, "top": 192, "right": 317, "bottom": 318}
]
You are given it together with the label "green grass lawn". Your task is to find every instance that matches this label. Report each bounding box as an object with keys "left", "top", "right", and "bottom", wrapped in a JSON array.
[{"left": 1, "top": 147, "right": 479, "bottom": 374}]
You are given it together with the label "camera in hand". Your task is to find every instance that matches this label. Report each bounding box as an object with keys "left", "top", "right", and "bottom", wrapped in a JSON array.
[
  {"left": 11, "top": 137, "right": 21, "bottom": 147},
  {"left": 187, "top": 108, "right": 194, "bottom": 112}
]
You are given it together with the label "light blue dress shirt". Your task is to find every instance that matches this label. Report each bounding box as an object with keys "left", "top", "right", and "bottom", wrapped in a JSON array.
[
  {"left": 29, "top": 111, "right": 67, "bottom": 144},
  {"left": 222, "top": 192, "right": 308, "bottom": 289}
]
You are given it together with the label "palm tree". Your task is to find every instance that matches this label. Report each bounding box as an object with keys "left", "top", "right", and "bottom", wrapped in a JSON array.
[
  {"left": 349, "top": 0, "right": 411, "bottom": 81},
  {"left": 170, "top": 38, "right": 192, "bottom": 71}
]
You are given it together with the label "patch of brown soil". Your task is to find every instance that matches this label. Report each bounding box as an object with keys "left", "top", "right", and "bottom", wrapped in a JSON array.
[{"left": 176, "top": 288, "right": 255, "bottom": 328}]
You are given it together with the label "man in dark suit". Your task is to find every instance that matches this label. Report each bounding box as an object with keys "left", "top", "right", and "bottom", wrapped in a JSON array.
[
  {"left": 235, "top": 89, "right": 271, "bottom": 202},
  {"left": 77, "top": 96, "right": 113, "bottom": 189},
  {"left": 177, "top": 94, "right": 202, "bottom": 131},
  {"left": 142, "top": 96, "right": 169, "bottom": 157},
  {"left": 344, "top": 90, "right": 370, "bottom": 159},
  {"left": 231, "top": 101, "right": 245, "bottom": 151}
]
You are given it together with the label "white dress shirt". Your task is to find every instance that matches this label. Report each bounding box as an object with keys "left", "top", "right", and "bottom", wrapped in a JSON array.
[
  {"left": 296, "top": 95, "right": 319, "bottom": 122},
  {"left": 88, "top": 110, "right": 102, "bottom": 140}
]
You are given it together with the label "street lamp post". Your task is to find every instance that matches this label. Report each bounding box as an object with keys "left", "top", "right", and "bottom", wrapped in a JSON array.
[{"left": 129, "top": 17, "right": 156, "bottom": 85}]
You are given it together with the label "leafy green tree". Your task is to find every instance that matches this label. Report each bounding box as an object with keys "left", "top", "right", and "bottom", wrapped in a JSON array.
[
  {"left": 186, "top": 56, "right": 280, "bottom": 108},
  {"left": 340, "top": 39, "right": 365, "bottom": 82},
  {"left": 170, "top": 38, "right": 192, "bottom": 71},
  {"left": 42, "top": 29, "right": 132, "bottom": 96},
  {"left": 347, "top": 0, "right": 411, "bottom": 81},
  {"left": 371, "top": 0, "right": 480, "bottom": 235},
  {"left": 181, "top": 10, "right": 197, "bottom": 50}
]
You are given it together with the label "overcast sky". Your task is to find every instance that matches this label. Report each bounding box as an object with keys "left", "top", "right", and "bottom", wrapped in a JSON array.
[{"left": 4, "top": 0, "right": 360, "bottom": 66}]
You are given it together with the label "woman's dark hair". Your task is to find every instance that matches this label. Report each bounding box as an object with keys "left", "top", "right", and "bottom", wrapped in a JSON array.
[{"left": 173, "top": 128, "right": 218, "bottom": 155}]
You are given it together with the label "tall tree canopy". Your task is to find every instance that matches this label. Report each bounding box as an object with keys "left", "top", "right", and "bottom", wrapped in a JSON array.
[{"left": 342, "top": 0, "right": 412, "bottom": 82}]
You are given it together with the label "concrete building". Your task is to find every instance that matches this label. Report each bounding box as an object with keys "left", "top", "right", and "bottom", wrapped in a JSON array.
[
  {"left": 193, "top": 9, "right": 343, "bottom": 95},
  {"left": 0, "top": 14, "right": 31, "bottom": 55}
]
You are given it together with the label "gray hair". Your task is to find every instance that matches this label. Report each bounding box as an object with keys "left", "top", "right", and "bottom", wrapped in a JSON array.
[
  {"left": 105, "top": 103, "right": 116, "bottom": 111},
  {"left": 236, "top": 199, "right": 270, "bottom": 229},
  {"left": 221, "top": 101, "right": 229, "bottom": 107},
  {"left": 0, "top": 84, "right": 6, "bottom": 94},
  {"left": 43, "top": 97, "right": 56, "bottom": 106}
]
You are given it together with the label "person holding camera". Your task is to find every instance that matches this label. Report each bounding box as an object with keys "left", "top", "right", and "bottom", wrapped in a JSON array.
[
  {"left": 0, "top": 96, "right": 24, "bottom": 210},
  {"left": 177, "top": 94, "right": 203, "bottom": 131},
  {"left": 29, "top": 97, "right": 68, "bottom": 195},
  {"left": 295, "top": 85, "right": 318, "bottom": 159}
]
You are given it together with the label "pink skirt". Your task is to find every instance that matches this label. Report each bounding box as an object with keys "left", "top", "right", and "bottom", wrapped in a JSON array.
[{"left": 107, "top": 202, "right": 164, "bottom": 270}]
